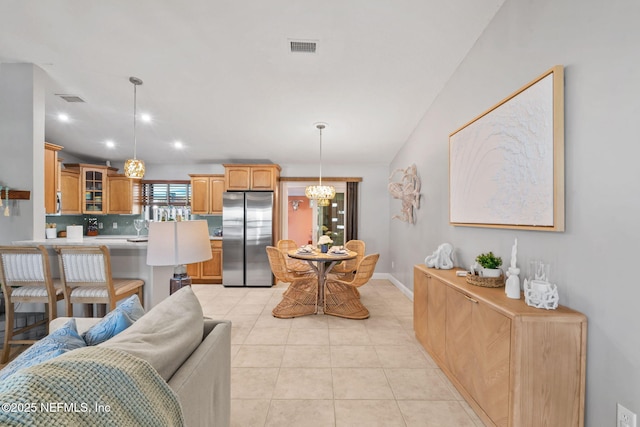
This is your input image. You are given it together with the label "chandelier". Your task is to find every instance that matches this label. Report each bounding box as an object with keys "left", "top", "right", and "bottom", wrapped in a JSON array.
[
  {"left": 124, "top": 76, "right": 145, "bottom": 179},
  {"left": 305, "top": 123, "right": 335, "bottom": 203}
]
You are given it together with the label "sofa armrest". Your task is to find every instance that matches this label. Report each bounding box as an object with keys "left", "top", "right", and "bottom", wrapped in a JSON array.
[{"left": 168, "top": 319, "right": 231, "bottom": 427}]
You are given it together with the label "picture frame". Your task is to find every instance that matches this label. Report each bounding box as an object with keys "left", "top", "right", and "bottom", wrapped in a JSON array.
[{"left": 449, "top": 65, "right": 564, "bottom": 231}]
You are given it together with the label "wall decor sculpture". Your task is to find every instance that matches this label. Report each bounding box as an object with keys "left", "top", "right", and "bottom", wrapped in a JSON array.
[
  {"left": 388, "top": 164, "right": 421, "bottom": 224},
  {"left": 449, "top": 65, "right": 564, "bottom": 231}
]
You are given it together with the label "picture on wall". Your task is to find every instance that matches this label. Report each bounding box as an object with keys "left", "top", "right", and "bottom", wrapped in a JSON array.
[{"left": 449, "top": 65, "right": 564, "bottom": 231}]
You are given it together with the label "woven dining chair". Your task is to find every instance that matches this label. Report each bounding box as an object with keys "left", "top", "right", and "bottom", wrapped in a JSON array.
[
  {"left": 267, "top": 246, "right": 318, "bottom": 318},
  {"left": 324, "top": 253, "right": 379, "bottom": 319},
  {"left": 0, "top": 245, "right": 64, "bottom": 363},
  {"left": 276, "top": 239, "right": 315, "bottom": 276},
  {"left": 330, "top": 239, "right": 365, "bottom": 280},
  {"left": 55, "top": 245, "right": 144, "bottom": 317}
]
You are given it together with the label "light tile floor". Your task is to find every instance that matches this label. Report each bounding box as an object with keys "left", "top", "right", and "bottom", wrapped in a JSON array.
[{"left": 192, "top": 279, "right": 486, "bottom": 427}]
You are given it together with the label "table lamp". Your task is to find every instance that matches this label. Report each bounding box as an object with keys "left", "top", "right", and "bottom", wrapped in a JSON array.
[{"left": 146, "top": 220, "right": 212, "bottom": 294}]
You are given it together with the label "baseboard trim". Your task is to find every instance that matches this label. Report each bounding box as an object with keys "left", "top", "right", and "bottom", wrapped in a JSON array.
[{"left": 372, "top": 273, "right": 413, "bottom": 301}]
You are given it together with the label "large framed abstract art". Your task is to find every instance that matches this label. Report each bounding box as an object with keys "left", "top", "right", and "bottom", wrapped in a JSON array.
[{"left": 449, "top": 65, "right": 564, "bottom": 231}]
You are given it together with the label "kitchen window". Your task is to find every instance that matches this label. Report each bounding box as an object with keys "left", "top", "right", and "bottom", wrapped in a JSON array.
[{"left": 141, "top": 181, "right": 191, "bottom": 207}]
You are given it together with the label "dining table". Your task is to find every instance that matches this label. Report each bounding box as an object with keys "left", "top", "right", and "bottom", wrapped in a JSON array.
[{"left": 287, "top": 248, "right": 357, "bottom": 313}]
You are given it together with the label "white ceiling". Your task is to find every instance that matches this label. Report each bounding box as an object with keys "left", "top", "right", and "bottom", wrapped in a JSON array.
[{"left": 0, "top": 0, "right": 505, "bottom": 166}]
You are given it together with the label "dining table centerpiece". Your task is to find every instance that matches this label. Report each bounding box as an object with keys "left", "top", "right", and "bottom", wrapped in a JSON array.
[{"left": 318, "top": 235, "right": 333, "bottom": 253}]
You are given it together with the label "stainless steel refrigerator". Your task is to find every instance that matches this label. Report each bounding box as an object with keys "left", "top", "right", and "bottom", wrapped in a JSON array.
[{"left": 222, "top": 192, "right": 274, "bottom": 287}]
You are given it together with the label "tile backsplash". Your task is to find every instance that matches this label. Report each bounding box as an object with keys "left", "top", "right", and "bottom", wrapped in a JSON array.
[{"left": 46, "top": 214, "right": 223, "bottom": 237}]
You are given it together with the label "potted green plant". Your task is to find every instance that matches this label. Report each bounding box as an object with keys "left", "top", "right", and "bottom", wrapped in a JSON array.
[{"left": 475, "top": 252, "right": 503, "bottom": 277}]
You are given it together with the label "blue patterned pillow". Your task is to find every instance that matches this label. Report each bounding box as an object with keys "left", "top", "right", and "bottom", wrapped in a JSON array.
[
  {"left": 82, "top": 294, "right": 145, "bottom": 346},
  {"left": 0, "top": 318, "right": 85, "bottom": 382}
]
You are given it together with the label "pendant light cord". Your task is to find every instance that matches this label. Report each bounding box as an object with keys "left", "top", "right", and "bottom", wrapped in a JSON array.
[
  {"left": 133, "top": 82, "right": 138, "bottom": 160},
  {"left": 318, "top": 125, "right": 323, "bottom": 186},
  {"left": 316, "top": 123, "right": 326, "bottom": 186}
]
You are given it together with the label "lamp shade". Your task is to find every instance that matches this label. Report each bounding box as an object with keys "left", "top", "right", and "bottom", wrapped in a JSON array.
[{"left": 146, "top": 220, "right": 212, "bottom": 266}]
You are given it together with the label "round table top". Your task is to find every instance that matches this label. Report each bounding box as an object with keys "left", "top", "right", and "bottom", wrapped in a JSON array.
[{"left": 287, "top": 249, "right": 357, "bottom": 262}]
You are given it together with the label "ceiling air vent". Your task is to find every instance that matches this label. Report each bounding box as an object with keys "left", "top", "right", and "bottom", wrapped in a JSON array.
[
  {"left": 290, "top": 40, "right": 317, "bottom": 54},
  {"left": 56, "top": 94, "right": 85, "bottom": 103}
]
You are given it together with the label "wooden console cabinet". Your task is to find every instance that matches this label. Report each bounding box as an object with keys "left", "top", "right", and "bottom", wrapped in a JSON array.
[{"left": 414, "top": 265, "right": 586, "bottom": 427}]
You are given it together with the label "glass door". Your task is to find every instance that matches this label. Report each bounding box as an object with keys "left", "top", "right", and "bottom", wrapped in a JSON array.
[
  {"left": 281, "top": 181, "right": 346, "bottom": 247},
  {"left": 84, "top": 168, "right": 104, "bottom": 213},
  {"left": 317, "top": 193, "right": 345, "bottom": 247}
]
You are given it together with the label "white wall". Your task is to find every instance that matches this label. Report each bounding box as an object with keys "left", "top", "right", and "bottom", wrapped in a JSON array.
[
  {"left": 0, "top": 64, "right": 46, "bottom": 244},
  {"left": 389, "top": 0, "right": 640, "bottom": 424}
]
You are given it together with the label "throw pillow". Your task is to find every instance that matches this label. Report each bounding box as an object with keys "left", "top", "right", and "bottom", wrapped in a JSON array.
[
  {"left": 82, "top": 294, "right": 145, "bottom": 346},
  {"left": 0, "top": 318, "right": 86, "bottom": 382},
  {"left": 99, "top": 286, "right": 204, "bottom": 381}
]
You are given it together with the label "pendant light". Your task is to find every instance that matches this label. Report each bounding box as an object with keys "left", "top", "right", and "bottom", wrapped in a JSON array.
[
  {"left": 305, "top": 123, "right": 336, "bottom": 203},
  {"left": 124, "top": 76, "right": 145, "bottom": 179}
]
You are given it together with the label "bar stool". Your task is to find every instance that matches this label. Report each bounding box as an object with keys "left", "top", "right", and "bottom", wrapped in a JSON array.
[
  {"left": 0, "top": 245, "right": 64, "bottom": 363},
  {"left": 55, "top": 245, "right": 144, "bottom": 317}
]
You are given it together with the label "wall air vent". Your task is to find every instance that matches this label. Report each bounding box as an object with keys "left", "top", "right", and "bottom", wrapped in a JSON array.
[
  {"left": 290, "top": 40, "right": 317, "bottom": 54},
  {"left": 55, "top": 94, "right": 85, "bottom": 103}
]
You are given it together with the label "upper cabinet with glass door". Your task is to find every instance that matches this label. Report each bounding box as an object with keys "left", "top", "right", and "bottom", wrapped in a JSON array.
[{"left": 64, "top": 164, "right": 118, "bottom": 214}]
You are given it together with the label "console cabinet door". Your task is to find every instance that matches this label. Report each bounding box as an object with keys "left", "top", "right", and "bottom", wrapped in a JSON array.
[
  {"left": 426, "top": 275, "right": 447, "bottom": 363},
  {"left": 446, "top": 286, "right": 510, "bottom": 427},
  {"left": 413, "top": 267, "right": 429, "bottom": 348}
]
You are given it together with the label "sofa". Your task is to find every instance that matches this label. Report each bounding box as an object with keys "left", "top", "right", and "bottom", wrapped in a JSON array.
[{"left": 0, "top": 287, "right": 231, "bottom": 427}]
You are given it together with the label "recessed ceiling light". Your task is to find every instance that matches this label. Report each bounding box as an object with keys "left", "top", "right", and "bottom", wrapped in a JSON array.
[
  {"left": 58, "top": 113, "right": 69, "bottom": 122},
  {"left": 174, "top": 140, "right": 184, "bottom": 149},
  {"left": 105, "top": 140, "right": 115, "bottom": 148},
  {"left": 140, "top": 113, "right": 152, "bottom": 123}
]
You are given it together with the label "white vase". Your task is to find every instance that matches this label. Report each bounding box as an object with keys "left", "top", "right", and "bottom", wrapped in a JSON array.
[
  {"left": 505, "top": 267, "right": 521, "bottom": 299},
  {"left": 481, "top": 268, "right": 501, "bottom": 278},
  {"left": 45, "top": 228, "right": 57, "bottom": 239}
]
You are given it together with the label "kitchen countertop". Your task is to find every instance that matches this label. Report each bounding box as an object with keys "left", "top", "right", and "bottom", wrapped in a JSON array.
[{"left": 13, "top": 235, "right": 223, "bottom": 249}]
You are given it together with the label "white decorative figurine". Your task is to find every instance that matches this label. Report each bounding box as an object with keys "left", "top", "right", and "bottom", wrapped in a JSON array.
[
  {"left": 505, "top": 238, "right": 521, "bottom": 299},
  {"left": 424, "top": 243, "right": 454, "bottom": 270},
  {"left": 523, "top": 261, "right": 559, "bottom": 310}
]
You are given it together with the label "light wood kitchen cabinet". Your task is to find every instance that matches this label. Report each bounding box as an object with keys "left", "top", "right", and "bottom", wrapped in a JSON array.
[
  {"left": 413, "top": 265, "right": 587, "bottom": 427},
  {"left": 107, "top": 174, "right": 141, "bottom": 214},
  {"left": 187, "top": 240, "right": 222, "bottom": 284},
  {"left": 189, "top": 174, "right": 224, "bottom": 215},
  {"left": 64, "top": 164, "right": 117, "bottom": 214},
  {"left": 60, "top": 169, "right": 81, "bottom": 215},
  {"left": 223, "top": 164, "right": 280, "bottom": 191},
  {"left": 44, "top": 142, "right": 62, "bottom": 214}
]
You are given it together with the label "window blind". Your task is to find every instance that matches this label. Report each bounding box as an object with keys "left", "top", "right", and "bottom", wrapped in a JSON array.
[{"left": 141, "top": 181, "right": 191, "bottom": 206}]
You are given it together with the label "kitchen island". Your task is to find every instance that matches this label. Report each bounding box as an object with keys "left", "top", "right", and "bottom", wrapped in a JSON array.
[{"left": 13, "top": 236, "right": 169, "bottom": 312}]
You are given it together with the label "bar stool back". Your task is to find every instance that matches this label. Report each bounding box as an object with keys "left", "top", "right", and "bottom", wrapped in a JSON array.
[
  {"left": 55, "top": 245, "right": 144, "bottom": 317},
  {"left": 0, "top": 245, "right": 64, "bottom": 363}
]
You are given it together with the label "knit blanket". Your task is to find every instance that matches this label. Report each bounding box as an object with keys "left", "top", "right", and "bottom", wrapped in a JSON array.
[{"left": 0, "top": 347, "right": 184, "bottom": 427}]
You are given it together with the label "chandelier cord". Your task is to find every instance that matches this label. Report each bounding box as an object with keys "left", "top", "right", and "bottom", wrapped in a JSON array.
[
  {"left": 133, "top": 82, "right": 138, "bottom": 160},
  {"left": 318, "top": 125, "right": 323, "bottom": 186}
]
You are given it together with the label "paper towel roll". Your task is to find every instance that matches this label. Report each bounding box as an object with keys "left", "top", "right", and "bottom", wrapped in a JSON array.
[{"left": 66, "top": 225, "right": 83, "bottom": 242}]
